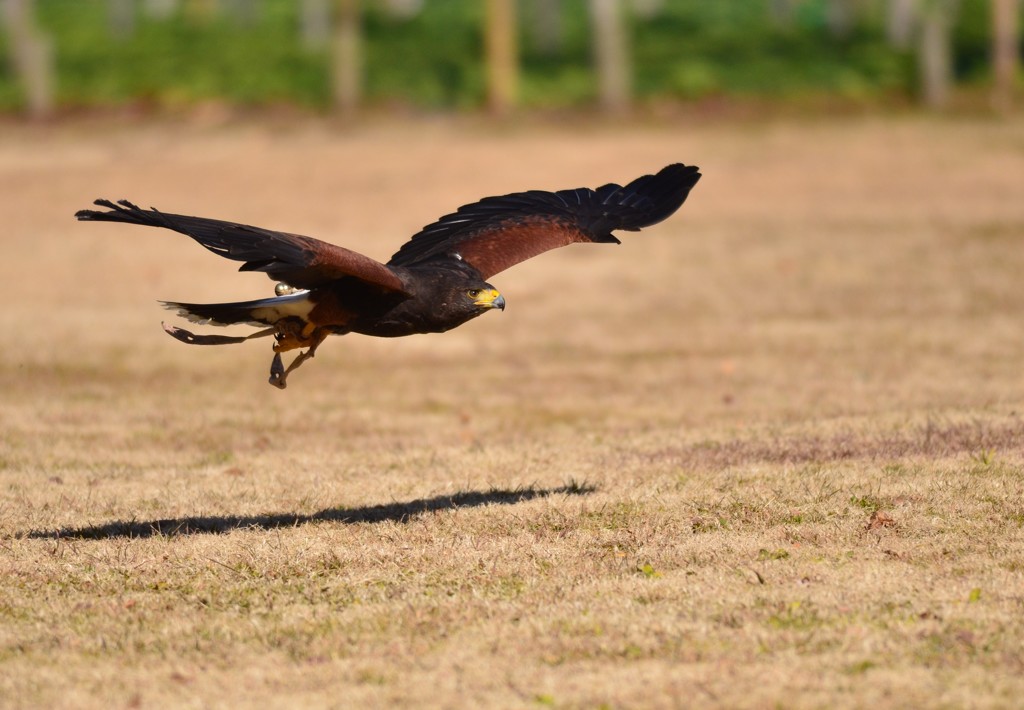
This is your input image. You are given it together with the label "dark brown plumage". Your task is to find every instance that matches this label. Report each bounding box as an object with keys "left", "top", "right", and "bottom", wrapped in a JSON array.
[{"left": 75, "top": 163, "right": 701, "bottom": 388}]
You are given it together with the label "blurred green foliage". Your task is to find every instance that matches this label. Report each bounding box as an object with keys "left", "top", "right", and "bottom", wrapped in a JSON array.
[{"left": 0, "top": 0, "right": 1005, "bottom": 112}]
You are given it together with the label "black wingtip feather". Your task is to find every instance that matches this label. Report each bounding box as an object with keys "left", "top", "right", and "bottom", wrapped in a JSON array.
[
  {"left": 587, "top": 163, "right": 701, "bottom": 235},
  {"left": 75, "top": 198, "right": 119, "bottom": 220},
  {"left": 76, "top": 198, "right": 151, "bottom": 223}
]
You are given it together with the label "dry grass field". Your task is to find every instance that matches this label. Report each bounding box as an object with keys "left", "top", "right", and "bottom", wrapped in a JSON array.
[{"left": 1, "top": 111, "right": 1023, "bottom": 709}]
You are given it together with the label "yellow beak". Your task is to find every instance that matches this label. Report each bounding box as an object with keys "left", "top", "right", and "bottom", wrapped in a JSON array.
[{"left": 474, "top": 289, "right": 506, "bottom": 310}]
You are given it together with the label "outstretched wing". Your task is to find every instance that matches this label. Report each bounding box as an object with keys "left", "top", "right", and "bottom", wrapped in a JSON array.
[
  {"left": 75, "top": 199, "right": 410, "bottom": 294},
  {"left": 388, "top": 163, "right": 701, "bottom": 280}
]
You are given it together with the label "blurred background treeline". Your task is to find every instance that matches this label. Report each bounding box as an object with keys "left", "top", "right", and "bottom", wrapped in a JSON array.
[{"left": 1, "top": 0, "right": 1020, "bottom": 118}]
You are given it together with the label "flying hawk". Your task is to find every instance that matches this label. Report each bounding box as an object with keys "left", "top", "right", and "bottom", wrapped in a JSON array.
[{"left": 76, "top": 164, "right": 701, "bottom": 389}]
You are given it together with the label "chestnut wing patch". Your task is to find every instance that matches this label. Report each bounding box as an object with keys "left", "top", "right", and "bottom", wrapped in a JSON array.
[
  {"left": 236, "top": 232, "right": 409, "bottom": 295},
  {"left": 447, "top": 215, "right": 596, "bottom": 281}
]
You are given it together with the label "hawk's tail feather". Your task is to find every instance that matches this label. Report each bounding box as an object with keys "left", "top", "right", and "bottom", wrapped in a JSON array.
[
  {"left": 160, "top": 291, "right": 314, "bottom": 328},
  {"left": 161, "top": 300, "right": 267, "bottom": 327}
]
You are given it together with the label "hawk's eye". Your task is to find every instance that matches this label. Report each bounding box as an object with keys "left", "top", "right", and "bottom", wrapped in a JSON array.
[{"left": 468, "top": 289, "right": 481, "bottom": 298}]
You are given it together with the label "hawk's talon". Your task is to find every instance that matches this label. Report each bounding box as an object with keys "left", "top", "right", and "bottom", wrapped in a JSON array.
[
  {"left": 269, "top": 353, "right": 287, "bottom": 389},
  {"left": 266, "top": 331, "right": 327, "bottom": 389}
]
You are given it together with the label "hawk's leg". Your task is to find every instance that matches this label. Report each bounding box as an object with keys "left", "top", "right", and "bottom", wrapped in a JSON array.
[{"left": 268, "top": 329, "right": 328, "bottom": 390}]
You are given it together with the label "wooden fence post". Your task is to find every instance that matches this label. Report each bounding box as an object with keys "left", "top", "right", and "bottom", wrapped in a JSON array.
[
  {"left": 590, "top": 0, "right": 631, "bottom": 115},
  {"left": 918, "top": 0, "right": 955, "bottom": 109},
  {"left": 991, "top": 0, "right": 1020, "bottom": 111},
  {"left": 486, "top": 0, "right": 518, "bottom": 115},
  {"left": 487, "top": 0, "right": 520, "bottom": 114},
  {"left": 332, "top": 0, "right": 362, "bottom": 115},
  {"left": 2, "top": 0, "right": 54, "bottom": 119}
]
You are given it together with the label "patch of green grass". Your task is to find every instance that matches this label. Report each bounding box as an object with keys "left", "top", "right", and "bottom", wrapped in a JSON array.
[
  {"left": 845, "top": 659, "right": 877, "bottom": 675},
  {"left": 691, "top": 515, "right": 729, "bottom": 533},
  {"left": 636, "top": 562, "right": 661, "bottom": 579},
  {"left": 970, "top": 449, "right": 997, "bottom": 470},
  {"left": 758, "top": 548, "right": 791, "bottom": 561},
  {"left": 766, "top": 600, "right": 824, "bottom": 631},
  {"left": 580, "top": 501, "right": 646, "bottom": 531},
  {"left": 849, "top": 494, "right": 883, "bottom": 512}
]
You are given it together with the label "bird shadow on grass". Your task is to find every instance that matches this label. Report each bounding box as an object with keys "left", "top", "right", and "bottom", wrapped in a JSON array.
[{"left": 24, "top": 482, "right": 596, "bottom": 541}]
